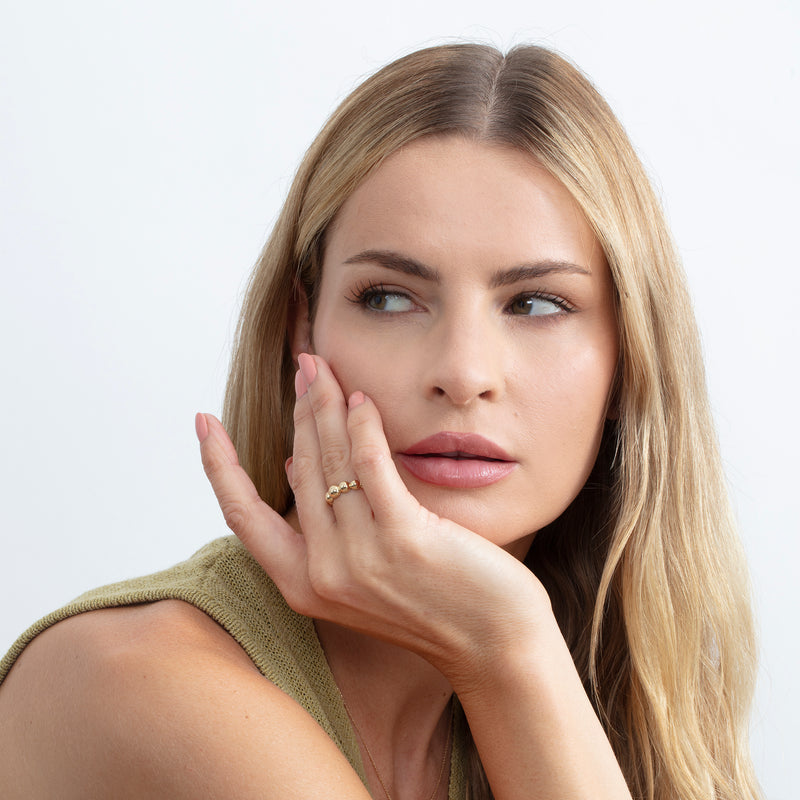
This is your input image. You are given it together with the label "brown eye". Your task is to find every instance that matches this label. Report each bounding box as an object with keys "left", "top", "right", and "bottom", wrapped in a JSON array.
[
  {"left": 366, "top": 293, "right": 388, "bottom": 310},
  {"left": 364, "top": 291, "right": 413, "bottom": 312},
  {"left": 508, "top": 294, "right": 562, "bottom": 316}
]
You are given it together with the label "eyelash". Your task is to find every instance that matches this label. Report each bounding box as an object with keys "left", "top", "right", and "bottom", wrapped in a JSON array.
[
  {"left": 346, "top": 281, "right": 576, "bottom": 315},
  {"left": 346, "top": 282, "right": 411, "bottom": 310},
  {"left": 507, "top": 291, "right": 576, "bottom": 315}
]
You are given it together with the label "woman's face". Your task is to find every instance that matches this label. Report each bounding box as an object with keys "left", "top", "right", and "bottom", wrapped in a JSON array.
[{"left": 300, "top": 136, "right": 618, "bottom": 559}]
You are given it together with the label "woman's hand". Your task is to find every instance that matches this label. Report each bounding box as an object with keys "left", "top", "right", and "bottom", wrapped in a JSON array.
[
  {"left": 196, "top": 353, "right": 549, "bottom": 687},
  {"left": 197, "top": 353, "right": 633, "bottom": 799}
]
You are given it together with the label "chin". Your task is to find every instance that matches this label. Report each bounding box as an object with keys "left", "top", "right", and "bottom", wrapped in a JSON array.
[{"left": 408, "top": 486, "right": 538, "bottom": 555}]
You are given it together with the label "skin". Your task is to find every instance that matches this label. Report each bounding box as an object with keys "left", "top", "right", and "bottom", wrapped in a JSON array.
[
  {"left": 305, "top": 135, "right": 618, "bottom": 555},
  {"left": 0, "top": 137, "right": 630, "bottom": 799}
]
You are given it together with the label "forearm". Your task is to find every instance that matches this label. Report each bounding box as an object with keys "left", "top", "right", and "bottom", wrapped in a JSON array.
[{"left": 453, "top": 615, "right": 632, "bottom": 800}]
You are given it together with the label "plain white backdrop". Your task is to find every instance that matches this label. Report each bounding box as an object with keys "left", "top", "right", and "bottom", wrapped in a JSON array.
[{"left": 1, "top": 1, "right": 797, "bottom": 796}]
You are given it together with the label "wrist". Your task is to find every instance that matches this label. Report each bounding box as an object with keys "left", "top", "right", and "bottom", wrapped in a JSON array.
[{"left": 443, "top": 591, "right": 567, "bottom": 701}]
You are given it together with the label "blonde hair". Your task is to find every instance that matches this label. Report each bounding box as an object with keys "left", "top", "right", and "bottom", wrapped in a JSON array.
[{"left": 223, "top": 44, "right": 761, "bottom": 800}]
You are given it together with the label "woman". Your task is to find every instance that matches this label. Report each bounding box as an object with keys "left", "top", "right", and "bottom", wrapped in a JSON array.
[{"left": 0, "top": 44, "right": 760, "bottom": 800}]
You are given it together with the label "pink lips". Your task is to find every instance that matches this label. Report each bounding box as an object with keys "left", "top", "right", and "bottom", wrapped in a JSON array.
[{"left": 397, "top": 432, "right": 517, "bottom": 488}]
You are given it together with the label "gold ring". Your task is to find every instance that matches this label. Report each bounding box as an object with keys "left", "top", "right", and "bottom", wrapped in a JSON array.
[{"left": 325, "top": 479, "right": 361, "bottom": 506}]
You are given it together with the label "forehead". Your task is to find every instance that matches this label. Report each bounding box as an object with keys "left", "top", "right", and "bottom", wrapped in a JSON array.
[{"left": 324, "top": 136, "right": 604, "bottom": 274}]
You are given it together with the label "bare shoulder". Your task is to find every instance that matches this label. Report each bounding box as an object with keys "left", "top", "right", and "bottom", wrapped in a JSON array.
[{"left": 0, "top": 601, "right": 369, "bottom": 799}]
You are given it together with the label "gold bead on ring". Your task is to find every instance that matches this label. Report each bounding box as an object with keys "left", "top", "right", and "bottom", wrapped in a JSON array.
[{"left": 325, "top": 479, "right": 361, "bottom": 506}]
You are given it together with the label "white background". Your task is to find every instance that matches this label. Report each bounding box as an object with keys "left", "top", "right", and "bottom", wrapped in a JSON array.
[{"left": 1, "top": 2, "right": 797, "bottom": 796}]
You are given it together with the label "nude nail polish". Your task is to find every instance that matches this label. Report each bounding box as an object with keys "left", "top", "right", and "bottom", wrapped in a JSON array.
[
  {"left": 195, "top": 412, "right": 209, "bottom": 443},
  {"left": 348, "top": 391, "right": 365, "bottom": 409},
  {"left": 295, "top": 369, "right": 308, "bottom": 398},
  {"left": 298, "top": 353, "right": 317, "bottom": 386}
]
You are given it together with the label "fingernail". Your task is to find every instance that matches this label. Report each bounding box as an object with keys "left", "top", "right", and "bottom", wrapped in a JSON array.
[
  {"left": 285, "top": 457, "right": 294, "bottom": 484},
  {"left": 195, "top": 412, "right": 209, "bottom": 443},
  {"left": 348, "top": 391, "right": 365, "bottom": 409},
  {"left": 295, "top": 369, "right": 307, "bottom": 398},
  {"left": 298, "top": 353, "right": 317, "bottom": 386}
]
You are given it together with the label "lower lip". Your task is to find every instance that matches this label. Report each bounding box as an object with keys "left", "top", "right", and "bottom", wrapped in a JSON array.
[{"left": 396, "top": 454, "right": 517, "bottom": 488}]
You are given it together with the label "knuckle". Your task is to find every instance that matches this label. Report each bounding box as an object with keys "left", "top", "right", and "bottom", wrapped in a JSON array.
[
  {"left": 201, "top": 457, "right": 229, "bottom": 487},
  {"left": 279, "top": 583, "right": 314, "bottom": 617},
  {"left": 285, "top": 594, "right": 315, "bottom": 618},
  {"left": 200, "top": 458, "right": 218, "bottom": 482},
  {"left": 351, "top": 440, "right": 388, "bottom": 473},
  {"left": 293, "top": 398, "right": 314, "bottom": 427},
  {"left": 309, "top": 387, "right": 337, "bottom": 415},
  {"left": 288, "top": 453, "right": 317, "bottom": 492},
  {"left": 291, "top": 450, "right": 316, "bottom": 476},
  {"left": 320, "top": 445, "right": 351, "bottom": 479},
  {"left": 307, "top": 564, "right": 337, "bottom": 601},
  {"left": 306, "top": 561, "right": 353, "bottom": 604},
  {"left": 199, "top": 441, "right": 224, "bottom": 478},
  {"left": 220, "top": 498, "right": 251, "bottom": 538},
  {"left": 346, "top": 406, "right": 373, "bottom": 441}
]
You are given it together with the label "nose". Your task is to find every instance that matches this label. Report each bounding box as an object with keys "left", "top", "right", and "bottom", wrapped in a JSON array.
[{"left": 423, "top": 308, "right": 505, "bottom": 406}]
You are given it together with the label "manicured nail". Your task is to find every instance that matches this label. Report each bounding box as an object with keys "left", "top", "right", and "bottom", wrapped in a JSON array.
[
  {"left": 348, "top": 391, "right": 365, "bottom": 409},
  {"left": 294, "top": 369, "right": 307, "bottom": 398},
  {"left": 195, "top": 412, "right": 209, "bottom": 443},
  {"left": 298, "top": 353, "right": 317, "bottom": 386}
]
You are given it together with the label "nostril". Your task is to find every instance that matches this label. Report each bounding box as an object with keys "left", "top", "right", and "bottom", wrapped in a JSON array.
[{"left": 427, "top": 344, "right": 503, "bottom": 405}]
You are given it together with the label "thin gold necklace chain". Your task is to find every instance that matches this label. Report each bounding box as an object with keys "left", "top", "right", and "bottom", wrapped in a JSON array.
[{"left": 339, "top": 694, "right": 454, "bottom": 800}]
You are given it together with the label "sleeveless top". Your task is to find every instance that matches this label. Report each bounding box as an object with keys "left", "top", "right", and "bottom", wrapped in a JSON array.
[{"left": 0, "top": 536, "right": 468, "bottom": 798}]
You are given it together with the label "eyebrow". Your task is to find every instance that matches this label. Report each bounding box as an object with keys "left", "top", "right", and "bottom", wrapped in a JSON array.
[
  {"left": 342, "top": 249, "right": 591, "bottom": 286},
  {"left": 343, "top": 250, "right": 440, "bottom": 281},
  {"left": 489, "top": 261, "right": 591, "bottom": 288}
]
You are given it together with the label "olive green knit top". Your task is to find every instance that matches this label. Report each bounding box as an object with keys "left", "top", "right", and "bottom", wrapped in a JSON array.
[{"left": 0, "top": 536, "right": 467, "bottom": 799}]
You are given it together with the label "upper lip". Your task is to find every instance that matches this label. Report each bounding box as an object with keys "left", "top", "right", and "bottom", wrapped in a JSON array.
[{"left": 400, "top": 432, "right": 513, "bottom": 461}]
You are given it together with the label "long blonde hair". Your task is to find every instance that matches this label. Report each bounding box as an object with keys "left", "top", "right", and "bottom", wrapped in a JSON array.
[{"left": 223, "top": 44, "right": 761, "bottom": 800}]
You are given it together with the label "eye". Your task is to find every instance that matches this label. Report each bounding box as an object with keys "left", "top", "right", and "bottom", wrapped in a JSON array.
[
  {"left": 507, "top": 292, "right": 572, "bottom": 316},
  {"left": 348, "top": 283, "right": 416, "bottom": 313},
  {"left": 365, "top": 291, "right": 414, "bottom": 312}
]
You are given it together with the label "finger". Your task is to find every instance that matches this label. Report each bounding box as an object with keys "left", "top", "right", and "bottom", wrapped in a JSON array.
[
  {"left": 299, "top": 353, "right": 356, "bottom": 487},
  {"left": 293, "top": 355, "right": 366, "bottom": 525},
  {"left": 346, "top": 392, "right": 414, "bottom": 524},
  {"left": 290, "top": 369, "right": 331, "bottom": 520},
  {"left": 196, "top": 413, "right": 307, "bottom": 580}
]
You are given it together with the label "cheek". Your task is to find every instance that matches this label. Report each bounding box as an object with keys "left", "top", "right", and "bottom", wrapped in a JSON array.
[
  {"left": 559, "top": 345, "right": 616, "bottom": 424},
  {"left": 519, "top": 331, "right": 616, "bottom": 416},
  {"left": 314, "top": 327, "right": 404, "bottom": 412},
  {"left": 519, "top": 341, "right": 616, "bottom": 483}
]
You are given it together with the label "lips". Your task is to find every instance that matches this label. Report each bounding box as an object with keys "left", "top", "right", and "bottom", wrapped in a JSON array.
[{"left": 397, "top": 432, "right": 517, "bottom": 488}]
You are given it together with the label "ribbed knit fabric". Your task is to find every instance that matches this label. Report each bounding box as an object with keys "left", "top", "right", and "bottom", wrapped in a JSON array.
[{"left": 0, "top": 536, "right": 467, "bottom": 798}]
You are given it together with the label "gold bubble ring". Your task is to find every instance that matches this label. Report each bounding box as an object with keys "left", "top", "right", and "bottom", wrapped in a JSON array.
[{"left": 325, "top": 479, "right": 361, "bottom": 506}]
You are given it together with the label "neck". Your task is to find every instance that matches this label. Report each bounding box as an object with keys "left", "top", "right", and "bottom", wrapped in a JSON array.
[{"left": 315, "top": 619, "right": 454, "bottom": 800}]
